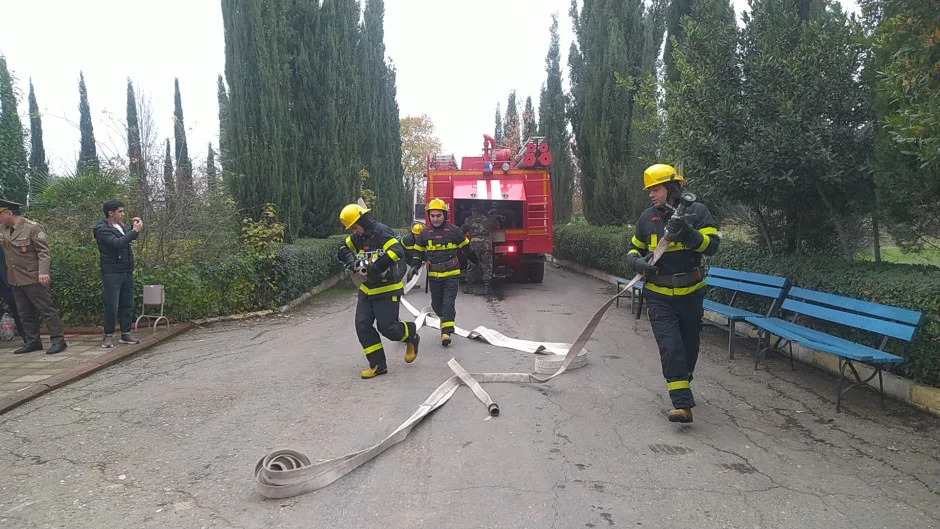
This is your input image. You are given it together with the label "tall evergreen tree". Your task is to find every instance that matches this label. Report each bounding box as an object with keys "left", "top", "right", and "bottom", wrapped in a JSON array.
[
  {"left": 173, "top": 78, "right": 193, "bottom": 192},
  {"left": 207, "top": 142, "right": 217, "bottom": 190},
  {"left": 539, "top": 13, "right": 576, "bottom": 224},
  {"left": 522, "top": 96, "right": 537, "bottom": 142},
  {"left": 357, "top": 0, "right": 407, "bottom": 225},
  {"left": 503, "top": 90, "right": 521, "bottom": 152},
  {"left": 216, "top": 74, "right": 229, "bottom": 177},
  {"left": 664, "top": 0, "right": 694, "bottom": 83},
  {"left": 0, "top": 57, "right": 27, "bottom": 203},
  {"left": 569, "top": 0, "right": 668, "bottom": 225},
  {"left": 493, "top": 103, "right": 503, "bottom": 145},
  {"left": 76, "top": 71, "right": 99, "bottom": 176},
  {"left": 163, "top": 138, "right": 174, "bottom": 196},
  {"left": 27, "top": 79, "right": 49, "bottom": 189},
  {"left": 126, "top": 79, "right": 145, "bottom": 187},
  {"left": 222, "top": 0, "right": 301, "bottom": 238},
  {"left": 663, "top": 0, "right": 739, "bottom": 220}
]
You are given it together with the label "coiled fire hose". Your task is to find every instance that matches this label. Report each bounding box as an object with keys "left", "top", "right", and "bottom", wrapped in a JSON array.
[{"left": 253, "top": 197, "right": 694, "bottom": 499}]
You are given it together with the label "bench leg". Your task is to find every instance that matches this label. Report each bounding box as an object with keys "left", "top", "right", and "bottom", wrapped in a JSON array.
[
  {"left": 616, "top": 285, "right": 622, "bottom": 308},
  {"left": 727, "top": 319, "right": 735, "bottom": 360},
  {"left": 837, "top": 358, "right": 885, "bottom": 413},
  {"left": 635, "top": 291, "right": 644, "bottom": 320},
  {"left": 788, "top": 341, "right": 795, "bottom": 371}
]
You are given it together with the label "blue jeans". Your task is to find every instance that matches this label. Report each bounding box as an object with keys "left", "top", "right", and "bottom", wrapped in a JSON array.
[{"left": 103, "top": 272, "right": 135, "bottom": 335}]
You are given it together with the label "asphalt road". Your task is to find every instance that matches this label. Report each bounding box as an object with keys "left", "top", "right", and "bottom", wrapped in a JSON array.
[{"left": 1, "top": 265, "right": 938, "bottom": 529}]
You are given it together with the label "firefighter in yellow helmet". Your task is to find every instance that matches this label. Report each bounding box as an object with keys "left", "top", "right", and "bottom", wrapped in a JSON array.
[
  {"left": 414, "top": 198, "right": 480, "bottom": 346},
  {"left": 337, "top": 203, "right": 420, "bottom": 379},
  {"left": 626, "top": 164, "right": 721, "bottom": 423}
]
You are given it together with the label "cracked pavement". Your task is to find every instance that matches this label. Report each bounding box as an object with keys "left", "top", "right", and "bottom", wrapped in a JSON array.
[{"left": 0, "top": 266, "right": 938, "bottom": 529}]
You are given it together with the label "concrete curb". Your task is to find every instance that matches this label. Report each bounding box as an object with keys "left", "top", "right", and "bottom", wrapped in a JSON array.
[
  {"left": 0, "top": 323, "right": 193, "bottom": 415},
  {"left": 546, "top": 254, "right": 940, "bottom": 418}
]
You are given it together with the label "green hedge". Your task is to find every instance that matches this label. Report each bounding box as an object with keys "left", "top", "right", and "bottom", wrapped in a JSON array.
[
  {"left": 554, "top": 224, "right": 940, "bottom": 388},
  {"left": 2, "top": 238, "right": 346, "bottom": 328}
]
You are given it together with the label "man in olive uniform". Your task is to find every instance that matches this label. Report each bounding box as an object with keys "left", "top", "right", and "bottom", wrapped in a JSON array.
[
  {"left": 337, "top": 203, "right": 420, "bottom": 379},
  {"left": 415, "top": 198, "right": 479, "bottom": 346},
  {"left": 461, "top": 203, "right": 497, "bottom": 295},
  {"left": 0, "top": 199, "right": 67, "bottom": 355},
  {"left": 626, "top": 164, "right": 720, "bottom": 424}
]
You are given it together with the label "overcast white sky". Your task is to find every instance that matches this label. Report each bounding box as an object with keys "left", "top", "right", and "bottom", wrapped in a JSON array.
[{"left": 1, "top": 0, "right": 859, "bottom": 176}]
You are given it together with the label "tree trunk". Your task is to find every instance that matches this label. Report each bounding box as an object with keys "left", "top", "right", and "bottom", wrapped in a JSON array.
[
  {"left": 872, "top": 214, "right": 882, "bottom": 263},
  {"left": 755, "top": 207, "right": 775, "bottom": 258},
  {"left": 815, "top": 181, "right": 853, "bottom": 262}
]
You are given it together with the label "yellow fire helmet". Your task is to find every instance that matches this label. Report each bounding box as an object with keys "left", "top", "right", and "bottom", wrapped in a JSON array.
[
  {"left": 643, "top": 163, "right": 686, "bottom": 190},
  {"left": 339, "top": 203, "right": 370, "bottom": 229},
  {"left": 425, "top": 198, "right": 448, "bottom": 212},
  {"left": 411, "top": 223, "right": 424, "bottom": 235}
]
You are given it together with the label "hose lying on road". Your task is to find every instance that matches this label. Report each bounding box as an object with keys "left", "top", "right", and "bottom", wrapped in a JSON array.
[{"left": 253, "top": 265, "right": 649, "bottom": 499}]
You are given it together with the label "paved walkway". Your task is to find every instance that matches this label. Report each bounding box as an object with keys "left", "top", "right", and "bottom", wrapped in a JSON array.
[{"left": 0, "top": 324, "right": 190, "bottom": 412}]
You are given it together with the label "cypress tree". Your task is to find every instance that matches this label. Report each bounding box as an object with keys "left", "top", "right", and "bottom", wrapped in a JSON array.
[
  {"left": 126, "top": 79, "right": 145, "bottom": 186},
  {"left": 76, "top": 71, "right": 99, "bottom": 176},
  {"left": 217, "top": 74, "right": 228, "bottom": 176},
  {"left": 0, "top": 57, "right": 27, "bottom": 203},
  {"left": 207, "top": 143, "right": 217, "bottom": 190},
  {"left": 221, "top": 0, "right": 301, "bottom": 238},
  {"left": 27, "top": 79, "right": 49, "bottom": 191},
  {"left": 503, "top": 90, "right": 520, "bottom": 152},
  {"left": 522, "top": 96, "right": 537, "bottom": 142},
  {"left": 538, "top": 13, "right": 576, "bottom": 224},
  {"left": 173, "top": 78, "right": 193, "bottom": 192},
  {"left": 494, "top": 103, "right": 503, "bottom": 145},
  {"left": 569, "top": 0, "right": 667, "bottom": 225},
  {"left": 163, "top": 138, "right": 174, "bottom": 196},
  {"left": 664, "top": 0, "right": 694, "bottom": 83}
]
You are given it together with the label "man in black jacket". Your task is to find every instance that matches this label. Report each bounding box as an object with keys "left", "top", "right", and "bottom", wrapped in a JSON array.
[{"left": 93, "top": 200, "right": 143, "bottom": 348}]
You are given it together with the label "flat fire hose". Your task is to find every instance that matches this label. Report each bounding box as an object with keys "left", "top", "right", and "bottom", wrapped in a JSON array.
[{"left": 253, "top": 260, "right": 655, "bottom": 499}]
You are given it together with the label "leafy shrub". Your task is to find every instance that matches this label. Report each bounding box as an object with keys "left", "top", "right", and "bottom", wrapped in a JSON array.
[
  {"left": 274, "top": 237, "right": 345, "bottom": 304},
  {"left": 554, "top": 224, "right": 940, "bottom": 388}
]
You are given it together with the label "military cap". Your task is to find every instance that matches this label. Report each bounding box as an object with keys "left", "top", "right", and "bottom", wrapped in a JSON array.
[{"left": 0, "top": 199, "right": 24, "bottom": 212}]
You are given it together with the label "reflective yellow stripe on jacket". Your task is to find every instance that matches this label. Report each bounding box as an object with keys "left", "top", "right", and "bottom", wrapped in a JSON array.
[
  {"left": 359, "top": 281, "right": 404, "bottom": 296},
  {"left": 643, "top": 280, "right": 707, "bottom": 297}
]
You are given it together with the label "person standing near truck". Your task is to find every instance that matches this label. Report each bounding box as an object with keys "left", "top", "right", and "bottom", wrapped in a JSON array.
[
  {"left": 461, "top": 203, "right": 497, "bottom": 296},
  {"left": 626, "top": 164, "right": 720, "bottom": 424},
  {"left": 415, "top": 198, "right": 479, "bottom": 346}
]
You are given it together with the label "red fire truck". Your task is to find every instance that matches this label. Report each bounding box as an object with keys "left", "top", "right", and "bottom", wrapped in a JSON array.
[{"left": 420, "top": 134, "right": 554, "bottom": 283}]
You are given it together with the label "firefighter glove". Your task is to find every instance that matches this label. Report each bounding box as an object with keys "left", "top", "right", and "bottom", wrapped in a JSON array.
[
  {"left": 469, "top": 252, "right": 481, "bottom": 265},
  {"left": 627, "top": 253, "right": 658, "bottom": 275},
  {"left": 366, "top": 264, "right": 383, "bottom": 283},
  {"left": 665, "top": 216, "right": 689, "bottom": 238},
  {"left": 679, "top": 227, "right": 704, "bottom": 249}
]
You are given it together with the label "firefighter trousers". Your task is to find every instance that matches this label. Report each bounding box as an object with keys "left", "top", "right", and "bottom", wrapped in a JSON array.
[
  {"left": 355, "top": 291, "right": 416, "bottom": 368},
  {"left": 645, "top": 289, "right": 704, "bottom": 410},
  {"left": 429, "top": 276, "right": 459, "bottom": 334}
]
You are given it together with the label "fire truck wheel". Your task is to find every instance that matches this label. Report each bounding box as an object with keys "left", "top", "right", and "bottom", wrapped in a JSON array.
[{"left": 528, "top": 262, "right": 545, "bottom": 283}]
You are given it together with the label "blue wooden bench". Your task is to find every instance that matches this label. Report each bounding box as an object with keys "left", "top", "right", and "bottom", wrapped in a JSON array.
[
  {"left": 702, "top": 267, "right": 791, "bottom": 359},
  {"left": 616, "top": 278, "right": 644, "bottom": 319},
  {"left": 745, "top": 287, "right": 923, "bottom": 412}
]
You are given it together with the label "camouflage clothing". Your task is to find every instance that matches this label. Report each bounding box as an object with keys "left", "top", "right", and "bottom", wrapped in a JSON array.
[{"left": 461, "top": 211, "right": 497, "bottom": 287}]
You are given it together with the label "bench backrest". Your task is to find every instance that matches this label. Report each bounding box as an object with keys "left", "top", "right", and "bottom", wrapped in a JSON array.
[
  {"left": 782, "top": 287, "right": 923, "bottom": 342},
  {"left": 706, "top": 267, "right": 790, "bottom": 301}
]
